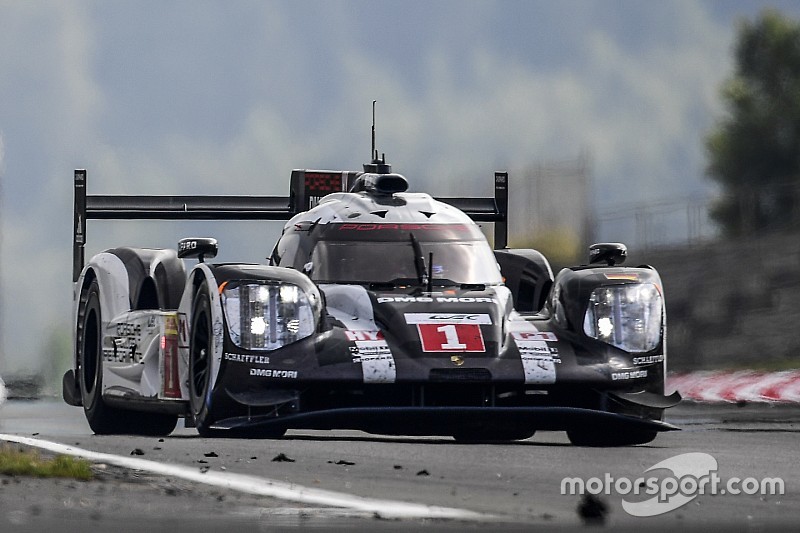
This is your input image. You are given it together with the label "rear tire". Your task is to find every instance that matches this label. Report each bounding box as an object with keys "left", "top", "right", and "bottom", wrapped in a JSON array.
[
  {"left": 79, "top": 280, "right": 125, "bottom": 434},
  {"left": 78, "top": 279, "right": 177, "bottom": 436}
]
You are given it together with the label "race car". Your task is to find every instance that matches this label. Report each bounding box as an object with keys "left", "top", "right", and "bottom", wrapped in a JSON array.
[{"left": 63, "top": 152, "right": 680, "bottom": 445}]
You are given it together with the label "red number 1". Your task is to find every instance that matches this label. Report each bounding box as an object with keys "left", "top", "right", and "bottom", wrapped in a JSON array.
[{"left": 417, "top": 324, "right": 485, "bottom": 352}]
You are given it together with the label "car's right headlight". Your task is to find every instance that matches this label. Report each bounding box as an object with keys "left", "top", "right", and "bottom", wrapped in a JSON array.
[
  {"left": 222, "top": 282, "right": 316, "bottom": 350},
  {"left": 582, "top": 283, "right": 663, "bottom": 353}
]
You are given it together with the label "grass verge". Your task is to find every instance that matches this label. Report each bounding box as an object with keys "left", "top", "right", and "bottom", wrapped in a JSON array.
[{"left": 0, "top": 444, "right": 93, "bottom": 480}]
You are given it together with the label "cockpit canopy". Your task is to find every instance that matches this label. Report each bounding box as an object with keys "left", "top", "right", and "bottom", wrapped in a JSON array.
[{"left": 273, "top": 222, "right": 503, "bottom": 286}]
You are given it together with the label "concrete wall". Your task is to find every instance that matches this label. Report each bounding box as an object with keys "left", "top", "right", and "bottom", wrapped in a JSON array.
[{"left": 630, "top": 231, "right": 800, "bottom": 370}]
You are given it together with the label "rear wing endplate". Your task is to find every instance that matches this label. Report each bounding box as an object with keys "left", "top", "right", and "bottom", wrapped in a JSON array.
[{"left": 73, "top": 169, "right": 508, "bottom": 282}]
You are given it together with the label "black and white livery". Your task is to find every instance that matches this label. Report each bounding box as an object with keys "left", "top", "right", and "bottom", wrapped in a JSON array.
[{"left": 63, "top": 152, "right": 680, "bottom": 445}]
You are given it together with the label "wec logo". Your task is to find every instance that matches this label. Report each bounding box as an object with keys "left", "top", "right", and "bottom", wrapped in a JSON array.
[
  {"left": 404, "top": 313, "right": 492, "bottom": 325},
  {"left": 429, "top": 314, "right": 480, "bottom": 321}
]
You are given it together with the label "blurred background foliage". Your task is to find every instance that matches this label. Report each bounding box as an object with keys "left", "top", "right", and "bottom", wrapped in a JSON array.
[{"left": 706, "top": 10, "right": 800, "bottom": 236}]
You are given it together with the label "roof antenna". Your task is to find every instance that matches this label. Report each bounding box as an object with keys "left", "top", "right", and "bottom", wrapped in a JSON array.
[
  {"left": 363, "top": 100, "right": 392, "bottom": 174},
  {"left": 371, "top": 100, "right": 377, "bottom": 162}
]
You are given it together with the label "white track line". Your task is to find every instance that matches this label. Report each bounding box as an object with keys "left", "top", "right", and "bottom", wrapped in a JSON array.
[{"left": 0, "top": 434, "right": 495, "bottom": 522}]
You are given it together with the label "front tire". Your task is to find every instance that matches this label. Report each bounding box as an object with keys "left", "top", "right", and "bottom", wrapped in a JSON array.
[{"left": 189, "top": 282, "right": 218, "bottom": 436}]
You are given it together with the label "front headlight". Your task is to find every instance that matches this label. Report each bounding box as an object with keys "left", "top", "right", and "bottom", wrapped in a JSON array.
[
  {"left": 583, "top": 283, "right": 662, "bottom": 353},
  {"left": 222, "top": 282, "right": 316, "bottom": 350}
]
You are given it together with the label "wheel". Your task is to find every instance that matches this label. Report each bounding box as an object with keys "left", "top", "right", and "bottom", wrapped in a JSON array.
[
  {"left": 189, "top": 282, "right": 218, "bottom": 436},
  {"left": 78, "top": 280, "right": 125, "bottom": 434},
  {"left": 78, "top": 279, "right": 178, "bottom": 436},
  {"left": 566, "top": 428, "right": 658, "bottom": 447}
]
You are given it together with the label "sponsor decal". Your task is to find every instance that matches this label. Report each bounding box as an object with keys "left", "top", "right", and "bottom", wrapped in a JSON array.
[
  {"left": 345, "top": 330, "right": 384, "bottom": 342},
  {"left": 378, "top": 296, "right": 498, "bottom": 304},
  {"left": 604, "top": 273, "right": 640, "bottom": 281},
  {"left": 104, "top": 347, "right": 134, "bottom": 364},
  {"left": 512, "top": 331, "right": 558, "bottom": 342},
  {"left": 115, "top": 322, "right": 141, "bottom": 337},
  {"left": 164, "top": 315, "right": 178, "bottom": 333},
  {"left": 404, "top": 313, "right": 492, "bottom": 325},
  {"left": 434, "top": 297, "right": 497, "bottom": 304},
  {"left": 379, "top": 296, "right": 434, "bottom": 303},
  {"left": 350, "top": 339, "right": 396, "bottom": 383},
  {"left": 338, "top": 223, "right": 471, "bottom": 232},
  {"left": 513, "top": 328, "right": 558, "bottom": 383},
  {"left": 519, "top": 343, "right": 550, "bottom": 355},
  {"left": 417, "top": 324, "right": 486, "bottom": 353},
  {"left": 224, "top": 353, "right": 271, "bottom": 365},
  {"left": 213, "top": 315, "right": 224, "bottom": 350},
  {"left": 249, "top": 369, "right": 298, "bottom": 379},
  {"left": 162, "top": 313, "right": 181, "bottom": 399},
  {"left": 612, "top": 370, "right": 648, "bottom": 381},
  {"left": 517, "top": 345, "right": 561, "bottom": 364},
  {"left": 178, "top": 240, "right": 199, "bottom": 253},
  {"left": 632, "top": 355, "right": 665, "bottom": 365},
  {"left": 105, "top": 339, "right": 140, "bottom": 364},
  {"left": 520, "top": 354, "right": 557, "bottom": 384},
  {"left": 352, "top": 351, "right": 394, "bottom": 365}
]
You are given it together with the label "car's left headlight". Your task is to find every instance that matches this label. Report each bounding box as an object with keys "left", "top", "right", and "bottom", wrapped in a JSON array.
[
  {"left": 222, "top": 282, "right": 316, "bottom": 350},
  {"left": 583, "top": 283, "right": 663, "bottom": 353}
]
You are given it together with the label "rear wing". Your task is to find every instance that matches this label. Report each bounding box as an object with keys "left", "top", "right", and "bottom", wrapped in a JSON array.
[{"left": 73, "top": 169, "right": 508, "bottom": 282}]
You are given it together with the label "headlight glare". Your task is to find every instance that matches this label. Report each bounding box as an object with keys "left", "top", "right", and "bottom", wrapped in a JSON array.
[
  {"left": 583, "top": 283, "right": 662, "bottom": 353},
  {"left": 223, "top": 282, "right": 315, "bottom": 350}
]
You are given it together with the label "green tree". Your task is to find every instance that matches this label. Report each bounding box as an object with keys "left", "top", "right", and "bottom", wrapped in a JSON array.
[{"left": 706, "top": 10, "right": 800, "bottom": 236}]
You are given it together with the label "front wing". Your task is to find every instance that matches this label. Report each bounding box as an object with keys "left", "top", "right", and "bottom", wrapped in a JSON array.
[{"left": 210, "top": 405, "right": 679, "bottom": 436}]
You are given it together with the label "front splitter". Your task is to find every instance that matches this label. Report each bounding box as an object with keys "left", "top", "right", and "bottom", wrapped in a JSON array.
[{"left": 210, "top": 405, "right": 679, "bottom": 435}]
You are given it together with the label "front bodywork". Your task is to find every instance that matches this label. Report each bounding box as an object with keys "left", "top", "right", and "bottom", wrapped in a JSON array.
[{"left": 190, "top": 263, "right": 677, "bottom": 436}]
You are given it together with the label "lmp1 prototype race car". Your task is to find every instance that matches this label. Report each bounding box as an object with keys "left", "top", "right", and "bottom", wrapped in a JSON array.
[{"left": 63, "top": 150, "right": 680, "bottom": 446}]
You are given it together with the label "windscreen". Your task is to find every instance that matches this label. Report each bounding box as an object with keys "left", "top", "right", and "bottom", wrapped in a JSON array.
[{"left": 308, "top": 223, "right": 502, "bottom": 285}]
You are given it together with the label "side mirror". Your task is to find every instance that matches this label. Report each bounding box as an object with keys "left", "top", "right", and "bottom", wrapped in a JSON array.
[
  {"left": 589, "top": 242, "right": 627, "bottom": 266},
  {"left": 178, "top": 237, "right": 218, "bottom": 263}
]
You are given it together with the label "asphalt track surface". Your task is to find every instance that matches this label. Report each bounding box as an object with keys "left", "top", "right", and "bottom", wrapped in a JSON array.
[{"left": 1, "top": 399, "right": 799, "bottom": 532}]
